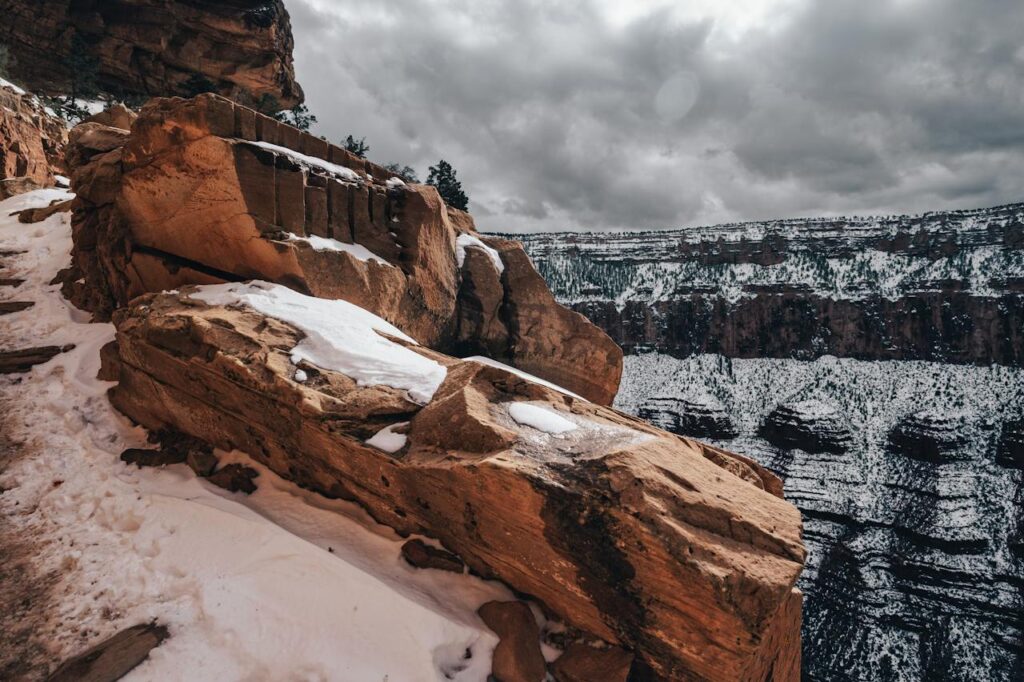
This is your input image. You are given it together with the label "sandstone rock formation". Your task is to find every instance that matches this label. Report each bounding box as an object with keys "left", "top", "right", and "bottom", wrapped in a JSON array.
[
  {"left": 64, "top": 94, "right": 622, "bottom": 404},
  {"left": 105, "top": 285, "right": 806, "bottom": 679},
  {"left": 0, "top": 0, "right": 302, "bottom": 108},
  {"left": 0, "top": 80, "right": 67, "bottom": 189},
  {"left": 550, "top": 641, "right": 634, "bottom": 682}
]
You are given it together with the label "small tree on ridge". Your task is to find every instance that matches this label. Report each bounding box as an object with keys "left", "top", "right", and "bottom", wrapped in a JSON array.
[{"left": 426, "top": 160, "right": 468, "bottom": 211}]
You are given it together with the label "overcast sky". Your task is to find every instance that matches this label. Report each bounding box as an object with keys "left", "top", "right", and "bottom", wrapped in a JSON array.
[{"left": 288, "top": 0, "right": 1024, "bottom": 232}]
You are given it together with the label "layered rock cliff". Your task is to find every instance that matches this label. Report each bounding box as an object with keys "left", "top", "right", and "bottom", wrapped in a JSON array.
[
  {"left": 56, "top": 95, "right": 809, "bottom": 679},
  {"left": 0, "top": 0, "right": 302, "bottom": 108},
  {"left": 514, "top": 204, "right": 1024, "bottom": 365}
]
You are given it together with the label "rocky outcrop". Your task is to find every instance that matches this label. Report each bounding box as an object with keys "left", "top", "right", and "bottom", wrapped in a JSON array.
[
  {"left": 63, "top": 94, "right": 622, "bottom": 404},
  {"left": 571, "top": 293, "right": 1024, "bottom": 366},
  {"left": 105, "top": 286, "right": 805, "bottom": 679},
  {"left": 0, "top": 80, "right": 67, "bottom": 189},
  {"left": 888, "top": 410, "right": 976, "bottom": 463},
  {"left": 760, "top": 401, "right": 853, "bottom": 454},
  {"left": 638, "top": 396, "right": 737, "bottom": 439},
  {"left": 0, "top": 0, "right": 302, "bottom": 108}
]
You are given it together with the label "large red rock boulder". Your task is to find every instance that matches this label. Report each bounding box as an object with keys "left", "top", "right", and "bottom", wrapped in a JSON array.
[
  {"left": 64, "top": 94, "right": 622, "bottom": 404},
  {"left": 106, "top": 284, "right": 806, "bottom": 680},
  {"left": 0, "top": 0, "right": 302, "bottom": 108}
]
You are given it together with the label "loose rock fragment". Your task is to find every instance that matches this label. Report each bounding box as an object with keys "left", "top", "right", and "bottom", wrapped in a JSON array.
[
  {"left": 478, "top": 601, "right": 547, "bottom": 682},
  {"left": 400, "top": 539, "right": 465, "bottom": 574}
]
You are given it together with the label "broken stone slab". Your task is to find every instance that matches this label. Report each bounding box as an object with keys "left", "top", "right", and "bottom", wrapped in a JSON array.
[
  {"left": 120, "top": 447, "right": 186, "bottom": 468},
  {"left": 186, "top": 449, "right": 219, "bottom": 477},
  {"left": 107, "top": 289, "right": 805, "bottom": 679},
  {"left": 0, "top": 301, "right": 33, "bottom": 315},
  {"left": 550, "top": 641, "right": 633, "bottom": 682},
  {"left": 46, "top": 622, "right": 168, "bottom": 682},
  {"left": 478, "top": 601, "right": 547, "bottom": 682},
  {"left": 15, "top": 199, "right": 73, "bottom": 224},
  {"left": 401, "top": 539, "right": 465, "bottom": 574},
  {"left": 0, "top": 344, "right": 74, "bottom": 374},
  {"left": 206, "top": 463, "right": 259, "bottom": 494}
]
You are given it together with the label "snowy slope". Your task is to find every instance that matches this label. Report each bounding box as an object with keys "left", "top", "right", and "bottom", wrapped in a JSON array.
[{"left": 0, "top": 190, "right": 537, "bottom": 681}]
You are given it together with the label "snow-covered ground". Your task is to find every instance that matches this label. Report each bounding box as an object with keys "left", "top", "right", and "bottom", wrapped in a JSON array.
[{"left": 0, "top": 190, "right": 539, "bottom": 680}]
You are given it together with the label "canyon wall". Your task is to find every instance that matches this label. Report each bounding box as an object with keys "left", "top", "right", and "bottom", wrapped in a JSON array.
[{"left": 515, "top": 203, "right": 1024, "bottom": 365}]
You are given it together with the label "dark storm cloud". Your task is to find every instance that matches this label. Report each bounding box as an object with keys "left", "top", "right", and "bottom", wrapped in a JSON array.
[{"left": 287, "top": 0, "right": 1024, "bottom": 231}]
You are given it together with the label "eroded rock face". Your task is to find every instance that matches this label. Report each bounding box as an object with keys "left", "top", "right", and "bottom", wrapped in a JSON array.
[
  {"left": 64, "top": 94, "right": 622, "bottom": 403},
  {"left": 0, "top": 81, "right": 67, "bottom": 189},
  {"left": 0, "top": 0, "right": 302, "bottom": 108},
  {"left": 760, "top": 401, "right": 853, "bottom": 455},
  {"left": 638, "top": 396, "right": 737, "bottom": 440},
  {"left": 888, "top": 410, "right": 977, "bottom": 463},
  {"left": 107, "top": 288, "right": 805, "bottom": 680}
]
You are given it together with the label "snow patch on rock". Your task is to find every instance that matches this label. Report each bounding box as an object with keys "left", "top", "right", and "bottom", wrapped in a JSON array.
[
  {"left": 284, "top": 232, "right": 391, "bottom": 265},
  {"left": 191, "top": 282, "right": 446, "bottom": 405},
  {"left": 456, "top": 234, "right": 504, "bottom": 274},
  {"left": 508, "top": 402, "right": 577, "bottom": 435}
]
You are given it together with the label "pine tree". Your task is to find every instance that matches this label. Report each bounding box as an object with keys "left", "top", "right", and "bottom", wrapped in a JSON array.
[
  {"left": 384, "top": 163, "right": 419, "bottom": 183},
  {"left": 426, "top": 160, "right": 469, "bottom": 211},
  {"left": 63, "top": 34, "right": 99, "bottom": 103},
  {"left": 343, "top": 135, "right": 369, "bottom": 158},
  {"left": 275, "top": 103, "right": 317, "bottom": 131}
]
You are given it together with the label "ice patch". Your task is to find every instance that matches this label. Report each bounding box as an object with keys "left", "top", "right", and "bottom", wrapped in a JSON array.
[
  {"left": 508, "top": 402, "right": 577, "bottom": 434},
  {"left": 284, "top": 233, "right": 391, "bottom": 265},
  {"left": 190, "top": 282, "right": 446, "bottom": 404},
  {"left": 386, "top": 176, "right": 407, "bottom": 189}
]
